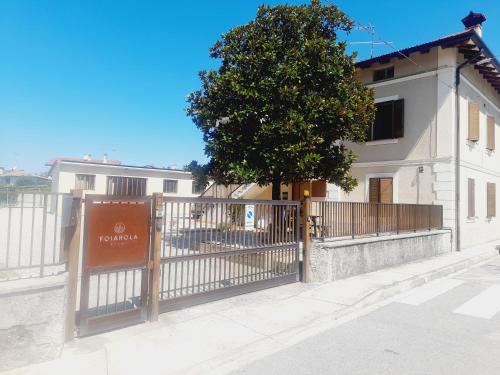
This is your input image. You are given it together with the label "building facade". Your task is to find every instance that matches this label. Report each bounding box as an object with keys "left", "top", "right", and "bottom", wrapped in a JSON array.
[
  {"left": 343, "top": 12, "right": 499, "bottom": 249},
  {"left": 47, "top": 157, "right": 202, "bottom": 197}
]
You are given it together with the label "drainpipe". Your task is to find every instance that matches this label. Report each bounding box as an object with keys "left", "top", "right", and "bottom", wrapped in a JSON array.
[{"left": 454, "top": 49, "right": 483, "bottom": 252}]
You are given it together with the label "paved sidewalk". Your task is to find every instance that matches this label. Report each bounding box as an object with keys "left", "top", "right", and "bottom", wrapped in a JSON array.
[{"left": 4, "top": 241, "right": 499, "bottom": 375}]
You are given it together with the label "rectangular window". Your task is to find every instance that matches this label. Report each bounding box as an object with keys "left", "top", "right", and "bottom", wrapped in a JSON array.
[
  {"left": 468, "top": 178, "right": 475, "bottom": 218},
  {"left": 107, "top": 176, "right": 147, "bottom": 196},
  {"left": 487, "top": 182, "right": 496, "bottom": 218},
  {"left": 367, "top": 99, "right": 404, "bottom": 141},
  {"left": 468, "top": 102, "right": 480, "bottom": 142},
  {"left": 369, "top": 177, "right": 393, "bottom": 203},
  {"left": 373, "top": 66, "right": 394, "bottom": 82},
  {"left": 487, "top": 116, "right": 495, "bottom": 151},
  {"left": 163, "top": 179, "right": 178, "bottom": 194},
  {"left": 75, "top": 174, "right": 95, "bottom": 190}
]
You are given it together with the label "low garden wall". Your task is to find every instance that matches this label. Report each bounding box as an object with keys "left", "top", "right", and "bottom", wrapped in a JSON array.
[
  {"left": 0, "top": 273, "right": 67, "bottom": 372},
  {"left": 311, "top": 230, "right": 452, "bottom": 282}
]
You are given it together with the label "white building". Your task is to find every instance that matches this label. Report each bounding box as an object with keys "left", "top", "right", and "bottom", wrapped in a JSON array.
[
  {"left": 232, "top": 12, "right": 500, "bottom": 250},
  {"left": 47, "top": 156, "right": 202, "bottom": 197}
]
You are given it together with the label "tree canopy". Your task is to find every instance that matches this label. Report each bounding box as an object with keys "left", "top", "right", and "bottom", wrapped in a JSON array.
[{"left": 186, "top": 0, "right": 375, "bottom": 199}]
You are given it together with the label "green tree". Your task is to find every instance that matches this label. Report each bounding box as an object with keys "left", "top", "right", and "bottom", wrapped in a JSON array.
[
  {"left": 184, "top": 160, "right": 209, "bottom": 193},
  {"left": 187, "top": 0, "right": 374, "bottom": 199}
]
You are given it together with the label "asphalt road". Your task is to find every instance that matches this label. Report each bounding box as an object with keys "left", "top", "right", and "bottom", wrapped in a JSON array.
[{"left": 231, "top": 256, "right": 500, "bottom": 375}]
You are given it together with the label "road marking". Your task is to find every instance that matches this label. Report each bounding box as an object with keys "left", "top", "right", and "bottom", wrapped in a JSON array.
[
  {"left": 453, "top": 285, "right": 500, "bottom": 319},
  {"left": 397, "top": 278, "right": 464, "bottom": 306}
]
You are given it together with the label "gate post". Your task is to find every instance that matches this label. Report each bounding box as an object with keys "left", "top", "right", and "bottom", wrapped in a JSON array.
[
  {"left": 64, "top": 189, "right": 83, "bottom": 341},
  {"left": 148, "top": 193, "right": 163, "bottom": 322},
  {"left": 302, "top": 191, "right": 312, "bottom": 283}
]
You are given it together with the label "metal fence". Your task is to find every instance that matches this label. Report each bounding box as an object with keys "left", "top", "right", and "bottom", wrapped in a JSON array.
[
  {"left": 310, "top": 200, "right": 443, "bottom": 240},
  {"left": 158, "top": 197, "right": 300, "bottom": 311},
  {"left": 0, "top": 192, "right": 72, "bottom": 281}
]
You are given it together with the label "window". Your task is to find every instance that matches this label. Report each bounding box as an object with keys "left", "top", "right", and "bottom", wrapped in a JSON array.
[
  {"left": 487, "top": 116, "right": 495, "bottom": 151},
  {"left": 75, "top": 174, "right": 95, "bottom": 190},
  {"left": 367, "top": 99, "right": 404, "bottom": 141},
  {"left": 468, "top": 178, "right": 475, "bottom": 218},
  {"left": 373, "top": 66, "right": 394, "bottom": 82},
  {"left": 487, "top": 182, "right": 496, "bottom": 218},
  {"left": 369, "top": 178, "right": 393, "bottom": 203},
  {"left": 107, "top": 176, "right": 147, "bottom": 196},
  {"left": 192, "top": 181, "right": 205, "bottom": 195},
  {"left": 468, "top": 102, "right": 480, "bottom": 142},
  {"left": 163, "top": 179, "right": 178, "bottom": 194}
]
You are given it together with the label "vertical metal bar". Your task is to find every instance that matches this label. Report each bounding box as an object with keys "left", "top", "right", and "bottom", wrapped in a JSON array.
[
  {"left": 39, "top": 194, "right": 48, "bottom": 276},
  {"left": 52, "top": 194, "right": 60, "bottom": 263},
  {"left": 351, "top": 203, "right": 355, "bottom": 239},
  {"left": 6, "top": 199, "right": 12, "bottom": 268},
  {"left": 96, "top": 273, "right": 101, "bottom": 315},
  {"left": 132, "top": 269, "right": 136, "bottom": 301},
  {"left": 105, "top": 273, "right": 110, "bottom": 314},
  {"left": 29, "top": 195, "right": 36, "bottom": 265},
  {"left": 123, "top": 270, "right": 128, "bottom": 310},
  {"left": 17, "top": 193, "right": 24, "bottom": 267},
  {"left": 179, "top": 202, "right": 186, "bottom": 295},
  {"left": 114, "top": 271, "right": 119, "bottom": 312}
]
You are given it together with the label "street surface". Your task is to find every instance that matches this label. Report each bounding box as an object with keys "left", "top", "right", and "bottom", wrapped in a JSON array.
[{"left": 232, "top": 257, "right": 500, "bottom": 375}]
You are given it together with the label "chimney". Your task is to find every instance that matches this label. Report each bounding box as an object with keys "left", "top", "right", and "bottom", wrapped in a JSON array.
[
  {"left": 462, "top": 11, "right": 486, "bottom": 38},
  {"left": 103, "top": 153, "right": 108, "bottom": 164}
]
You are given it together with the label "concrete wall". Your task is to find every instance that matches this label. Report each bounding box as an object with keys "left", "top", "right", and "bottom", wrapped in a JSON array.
[
  {"left": 0, "top": 274, "right": 67, "bottom": 372},
  {"left": 311, "top": 230, "right": 452, "bottom": 282}
]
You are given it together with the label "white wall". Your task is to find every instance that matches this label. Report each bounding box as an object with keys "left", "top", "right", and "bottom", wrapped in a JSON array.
[
  {"left": 50, "top": 162, "right": 198, "bottom": 197},
  {"left": 458, "top": 69, "right": 500, "bottom": 248}
]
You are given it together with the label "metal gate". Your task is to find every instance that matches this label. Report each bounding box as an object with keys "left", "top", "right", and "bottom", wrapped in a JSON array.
[
  {"left": 78, "top": 195, "right": 152, "bottom": 336},
  {"left": 157, "top": 197, "right": 301, "bottom": 312},
  {"left": 76, "top": 195, "right": 300, "bottom": 336}
]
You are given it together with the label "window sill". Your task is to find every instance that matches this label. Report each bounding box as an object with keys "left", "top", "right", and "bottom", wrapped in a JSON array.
[
  {"left": 466, "top": 216, "right": 478, "bottom": 223},
  {"left": 366, "top": 139, "right": 399, "bottom": 146}
]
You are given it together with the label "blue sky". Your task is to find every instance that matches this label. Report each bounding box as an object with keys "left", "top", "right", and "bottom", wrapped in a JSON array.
[{"left": 1, "top": 1, "right": 498, "bottom": 173}]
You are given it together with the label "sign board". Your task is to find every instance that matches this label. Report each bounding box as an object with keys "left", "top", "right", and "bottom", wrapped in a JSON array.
[
  {"left": 85, "top": 201, "right": 150, "bottom": 269},
  {"left": 244, "top": 204, "right": 255, "bottom": 230}
]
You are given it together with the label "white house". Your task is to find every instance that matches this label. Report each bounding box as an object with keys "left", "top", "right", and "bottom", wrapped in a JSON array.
[
  {"left": 47, "top": 156, "right": 202, "bottom": 197},
  {"left": 229, "top": 12, "right": 500, "bottom": 250}
]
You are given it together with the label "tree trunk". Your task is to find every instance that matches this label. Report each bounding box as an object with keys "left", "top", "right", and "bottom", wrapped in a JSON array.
[{"left": 272, "top": 174, "right": 281, "bottom": 200}]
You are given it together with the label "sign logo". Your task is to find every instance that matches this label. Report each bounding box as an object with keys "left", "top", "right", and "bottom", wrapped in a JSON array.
[
  {"left": 99, "top": 222, "right": 139, "bottom": 244},
  {"left": 114, "top": 222, "right": 126, "bottom": 234}
]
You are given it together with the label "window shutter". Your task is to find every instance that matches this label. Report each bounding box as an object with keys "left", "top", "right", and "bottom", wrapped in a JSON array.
[
  {"left": 369, "top": 178, "right": 380, "bottom": 203},
  {"left": 468, "top": 102, "right": 480, "bottom": 141},
  {"left": 393, "top": 99, "right": 404, "bottom": 138},
  {"left": 487, "top": 116, "right": 495, "bottom": 151},
  {"left": 487, "top": 182, "right": 496, "bottom": 218},
  {"left": 379, "top": 178, "right": 394, "bottom": 204},
  {"left": 468, "top": 178, "right": 475, "bottom": 217},
  {"left": 311, "top": 180, "right": 327, "bottom": 198}
]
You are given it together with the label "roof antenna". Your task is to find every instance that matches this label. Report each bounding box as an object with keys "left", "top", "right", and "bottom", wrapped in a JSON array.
[{"left": 350, "top": 23, "right": 393, "bottom": 58}]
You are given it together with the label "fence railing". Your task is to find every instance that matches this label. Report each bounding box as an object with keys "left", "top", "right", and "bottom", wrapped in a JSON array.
[
  {"left": 0, "top": 192, "right": 72, "bottom": 281},
  {"left": 310, "top": 200, "right": 443, "bottom": 240}
]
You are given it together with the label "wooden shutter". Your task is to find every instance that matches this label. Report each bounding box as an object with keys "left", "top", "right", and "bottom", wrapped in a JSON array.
[
  {"left": 393, "top": 99, "right": 404, "bottom": 138},
  {"left": 369, "top": 178, "right": 380, "bottom": 203},
  {"left": 487, "top": 182, "right": 496, "bottom": 218},
  {"left": 379, "top": 178, "right": 393, "bottom": 203},
  {"left": 311, "top": 180, "right": 327, "bottom": 198},
  {"left": 487, "top": 116, "right": 495, "bottom": 151},
  {"left": 468, "top": 102, "right": 480, "bottom": 141},
  {"left": 468, "top": 178, "right": 475, "bottom": 217}
]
